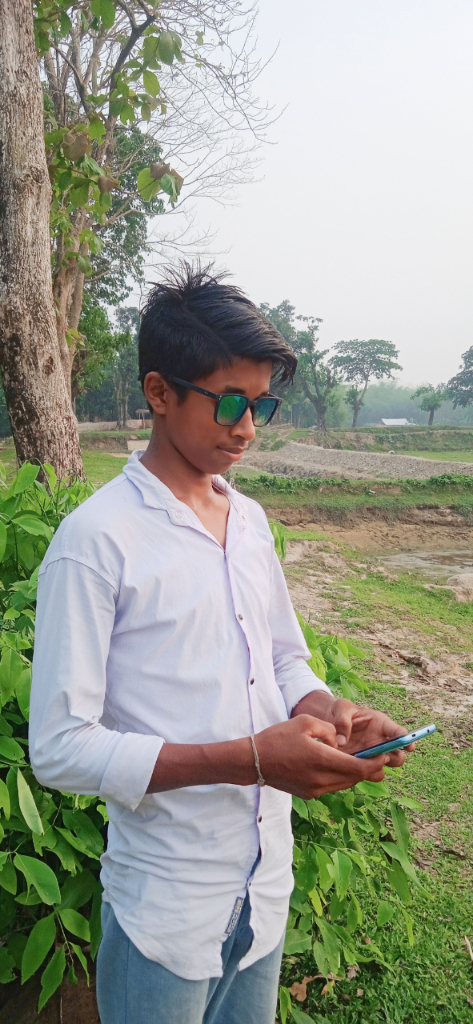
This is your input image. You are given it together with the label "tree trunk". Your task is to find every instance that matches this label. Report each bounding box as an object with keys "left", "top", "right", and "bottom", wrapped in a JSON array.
[
  {"left": 428, "top": 408, "right": 435, "bottom": 426},
  {"left": 0, "top": 0, "right": 84, "bottom": 478}
]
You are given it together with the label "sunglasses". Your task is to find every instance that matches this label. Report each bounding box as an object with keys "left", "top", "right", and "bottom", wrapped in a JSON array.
[{"left": 167, "top": 377, "right": 281, "bottom": 427}]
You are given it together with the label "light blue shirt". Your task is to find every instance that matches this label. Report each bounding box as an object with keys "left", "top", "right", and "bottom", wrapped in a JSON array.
[{"left": 29, "top": 453, "right": 330, "bottom": 980}]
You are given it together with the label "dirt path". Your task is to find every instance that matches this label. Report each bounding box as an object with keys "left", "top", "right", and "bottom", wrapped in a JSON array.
[{"left": 241, "top": 441, "right": 473, "bottom": 479}]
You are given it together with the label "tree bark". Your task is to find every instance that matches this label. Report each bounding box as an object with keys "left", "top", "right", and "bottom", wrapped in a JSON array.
[
  {"left": 428, "top": 408, "right": 435, "bottom": 426},
  {"left": 0, "top": 0, "right": 84, "bottom": 477}
]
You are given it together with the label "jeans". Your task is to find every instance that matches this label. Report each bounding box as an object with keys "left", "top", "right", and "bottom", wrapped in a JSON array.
[{"left": 96, "top": 895, "right": 285, "bottom": 1024}]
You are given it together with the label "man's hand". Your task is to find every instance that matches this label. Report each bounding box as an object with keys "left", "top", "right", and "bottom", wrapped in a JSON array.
[
  {"left": 254, "top": 715, "right": 390, "bottom": 800},
  {"left": 292, "top": 691, "right": 414, "bottom": 768}
]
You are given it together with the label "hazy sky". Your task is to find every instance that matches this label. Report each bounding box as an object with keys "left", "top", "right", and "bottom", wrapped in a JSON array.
[{"left": 148, "top": 0, "right": 473, "bottom": 386}]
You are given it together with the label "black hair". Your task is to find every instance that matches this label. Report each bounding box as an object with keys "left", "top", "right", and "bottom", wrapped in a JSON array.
[{"left": 138, "top": 262, "right": 297, "bottom": 396}]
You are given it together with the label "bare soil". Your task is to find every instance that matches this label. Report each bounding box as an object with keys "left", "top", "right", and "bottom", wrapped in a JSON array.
[
  {"left": 241, "top": 441, "right": 473, "bottom": 480},
  {"left": 282, "top": 535, "right": 473, "bottom": 724}
]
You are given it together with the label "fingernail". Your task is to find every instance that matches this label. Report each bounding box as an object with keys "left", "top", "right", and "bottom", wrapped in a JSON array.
[{"left": 336, "top": 734, "right": 347, "bottom": 746}]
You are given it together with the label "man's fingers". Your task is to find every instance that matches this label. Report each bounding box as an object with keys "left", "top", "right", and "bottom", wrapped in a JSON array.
[
  {"left": 330, "top": 700, "right": 355, "bottom": 747},
  {"left": 303, "top": 715, "right": 338, "bottom": 748}
]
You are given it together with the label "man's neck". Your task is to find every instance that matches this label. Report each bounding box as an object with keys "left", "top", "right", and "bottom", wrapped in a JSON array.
[{"left": 139, "top": 424, "right": 217, "bottom": 508}]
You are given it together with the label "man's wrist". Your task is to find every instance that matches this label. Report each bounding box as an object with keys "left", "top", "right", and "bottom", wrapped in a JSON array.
[{"left": 291, "top": 689, "right": 337, "bottom": 720}]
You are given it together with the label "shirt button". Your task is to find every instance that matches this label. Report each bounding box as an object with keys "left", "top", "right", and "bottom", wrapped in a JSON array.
[
  {"left": 175, "top": 511, "right": 183, "bottom": 518},
  {"left": 258, "top": 815, "right": 262, "bottom": 823},
  {"left": 249, "top": 678, "right": 254, "bottom": 685},
  {"left": 238, "top": 614, "right": 243, "bottom": 621}
]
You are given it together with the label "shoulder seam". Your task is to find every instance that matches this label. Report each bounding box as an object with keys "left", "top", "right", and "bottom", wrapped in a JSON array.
[{"left": 39, "top": 552, "right": 118, "bottom": 592}]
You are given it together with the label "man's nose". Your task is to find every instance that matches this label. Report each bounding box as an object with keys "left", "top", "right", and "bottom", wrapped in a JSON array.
[{"left": 230, "top": 407, "right": 255, "bottom": 441}]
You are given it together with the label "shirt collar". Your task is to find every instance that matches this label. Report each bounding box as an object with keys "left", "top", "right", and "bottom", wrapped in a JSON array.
[{"left": 122, "top": 450, "right": 247, "bottom": 527}]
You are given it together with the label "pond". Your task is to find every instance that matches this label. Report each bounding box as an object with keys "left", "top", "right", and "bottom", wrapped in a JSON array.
[{"left": 379, "top": 549, "right": 473, "bottom": 581}]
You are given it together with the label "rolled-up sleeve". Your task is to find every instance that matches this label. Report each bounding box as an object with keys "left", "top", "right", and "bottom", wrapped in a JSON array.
[
  {"left": 268, "top": 545, "right": 332, "bottom": 714},
  {"left": 30, "top": 558, "right": 164, "bottom": 811}
]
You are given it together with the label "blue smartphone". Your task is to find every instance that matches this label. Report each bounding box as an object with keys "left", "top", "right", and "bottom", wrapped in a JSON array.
[{"left": 354, "top": 723, "right": 437, "bottom": 759}]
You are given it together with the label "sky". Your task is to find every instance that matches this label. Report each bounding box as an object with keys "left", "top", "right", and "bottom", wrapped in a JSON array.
[{"left": 147, "top": 0, "right": 473, "bottom": 387}]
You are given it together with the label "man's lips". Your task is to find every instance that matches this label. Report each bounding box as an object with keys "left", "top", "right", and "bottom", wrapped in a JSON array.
[{"left": 217, "top": 446, "right": 247, "bottom": 460}]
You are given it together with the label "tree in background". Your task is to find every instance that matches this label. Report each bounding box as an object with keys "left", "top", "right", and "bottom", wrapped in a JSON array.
[
  {"left": 331, "top": 339, "right": 402, "bottom": 428},
  {"left": 260, "top": 302, "right": 341, "bottom": 430},
  {"left": 448, "top": 348, "right": 473, "bottom": 410},
  {"left": 410, "top": 383, "right": 450, "bottom": 427},
  {"left": 1, "top": 0, "right": 269, "bottom": 473},
  {"left": 0, "top": 0, "right": 84, "bottom": 477}
]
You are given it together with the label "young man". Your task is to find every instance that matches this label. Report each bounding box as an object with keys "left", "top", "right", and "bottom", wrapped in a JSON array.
[{"left": 30, "top": 266, "right": 411, "bottom": 1024}]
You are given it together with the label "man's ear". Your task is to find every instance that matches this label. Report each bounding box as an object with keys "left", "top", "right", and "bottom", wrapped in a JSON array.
[{"left": 143, "top": 372, "right": 174, "bottom": 417}]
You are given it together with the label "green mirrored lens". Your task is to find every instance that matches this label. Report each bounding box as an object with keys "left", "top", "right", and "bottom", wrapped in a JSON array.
[
  {"left": 216, "top": 394, "right": 248, "bottom": 425},
  {"left": 253, "top": 397, "right": 278, "bottom": 426}
]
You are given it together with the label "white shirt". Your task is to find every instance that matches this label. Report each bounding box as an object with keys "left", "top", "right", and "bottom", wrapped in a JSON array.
[{"left": 29, "top": 452, "right": 330, "bottom": 980}]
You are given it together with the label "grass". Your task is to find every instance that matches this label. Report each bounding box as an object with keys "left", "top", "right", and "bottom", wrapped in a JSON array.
[
  {"left": 395, "top": 450, "right": 473, "bottom": 462},
  {"left": 275, "top": 527, "right": 473, "bottom": 1023}
]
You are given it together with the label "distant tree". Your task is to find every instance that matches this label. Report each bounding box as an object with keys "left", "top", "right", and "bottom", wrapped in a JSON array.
[
  {"left": 259, "top": 302, "right": 339, "bottom": 430},
  {"left": 411, "top": 383, "right": 450, "bottom": 426},
  {"left": 331, "top": 339, "right": 402, "bottom": 428},
  {"left": 448, "top": 348, "right": 473, "bottom": 408}
]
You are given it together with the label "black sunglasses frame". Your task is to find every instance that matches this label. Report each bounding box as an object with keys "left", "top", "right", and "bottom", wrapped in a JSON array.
[{"left": 167, "top": 376, "right": 281, "bottom": 426}]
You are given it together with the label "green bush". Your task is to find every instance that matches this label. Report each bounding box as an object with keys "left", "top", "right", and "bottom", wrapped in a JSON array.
[{"left": 0, "top": 467, "right": 419, "bottom": 1018}]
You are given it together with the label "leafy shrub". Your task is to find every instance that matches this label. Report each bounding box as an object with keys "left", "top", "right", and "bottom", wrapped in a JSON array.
[{"left": 0, "top": 463, "right": 102, "bottom": 1012}]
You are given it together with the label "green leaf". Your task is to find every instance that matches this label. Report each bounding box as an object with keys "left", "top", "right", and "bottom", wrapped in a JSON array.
[
  {"left": 60, "top": 870, "right": 97, "bottom": 911},
  {"left": 21, "top": 913, "right": 56, "bottom": 983},
  {"left": 59, "top": 908, "right": 90, "bottom": 941},
  {"left": 14, "top": 855, "right": 61, "bottom": 906},
  {"left": 71, "top": 942, "right": 89, "bottom": 984},
  {"left": 90, "top": 0, "right": 116, "bottom": 28},
  {"left": 62, "top": 808, "right": 104, "bottom": 858},
  {"left": 0, "top": 736, "right": 25, "bottom": 763},
  {"left": 17, "top": 769, "right": 43, "bottom": 835},
  {"left": 0, "top": 520, "right": 7, "bottom": 562},
  {"left": 308, "top": 888, "right": 323, "bottom": 916},
  {"left": 394, "top": 795, "right": 423, "bottom": 811},
  {"left": 292, "top": 795, "right": 309, "bottom": 820},
  {"left": 283, "top": 929, "right": 312, "bottom": 955},
  {"left": 12, "top": 463, "right": 40, "bottom": 494},
  {"left": 0, "top": 648, "right": 27, "bottom": 705},
  {"left": 136, "top": 167, "right": 162, "bottom": 202},
  {"left": 315, "top": 917, "right": 342, "bottom": 972},
  {"left": 294, "top": 846, "right": 318, "bottom": 893},
  {"left": 38, "top": 946, "right": 66, "bottom": 1013},
  {"left": 315, "top": 846, "right": 334, "bottom": 892},
  {"left": 89, "top": 888, "right": 103, "bottom": 960},
  {"left": 69, "top": 181, "right": 90, "bottom": 208},
  {"left": 0, "top": 776, "right": 10, "bottom": 818},
  {"left": 355, "top": 779, "right": 390, "bottom": 798},
  {"left": 16, "top": 666, "right": 32, "bottom": 721},
  {"left": 157, "top": 31, "right": 176, "bottom": 65},
  {"left": 346, "top": 893, "right": 362, "bottom": 934},
  {"left": 279, "top": 985, "right": 292, "bottom": 1024},
  {"left": 390, "top": 802, "right": 410, "bottom": 854},
  {"left": 377, "top": 900, "right": 395, "bottom": 926},
  {"left": 0, "top": 861, "right": 17, "bottom": 895},
  {"left": 386, "top": 860, "right": 412, "bottom": 904},
  {"left": 331, "top": 850, "right": 353, "bottom": 900},
  {"left": 312, "top": 939, "right": 331, "bottom": 977},
  {"left": 88, "top": 116, "right": 106, "bottom": 142},
  {"left": 143, "top": 69, "right": 160, "bottom": 97},
  {"left": 59, "top": 11, "right": 72, "bottom": 35},
  {"left": 291, "top": 1007, "right": 321, "bottom": 1024},
  {"left": 380, "top": 842, "right": 417, "bottom": 884},
  {"left": 13, "top": 515, "right": 53, "bottom": 539}
]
